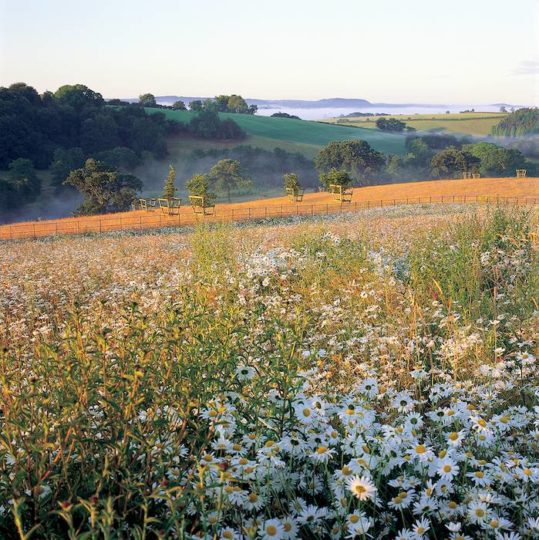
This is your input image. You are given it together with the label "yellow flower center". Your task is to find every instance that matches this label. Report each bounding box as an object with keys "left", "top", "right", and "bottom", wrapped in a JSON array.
[
  {"left": 303, "top": 408, "right": 312, "bottom": 417},
  {"left": 449, "top": 432, "right": 459, "bottom": 441},
  {"left": 350, "top": 515, "right": 360, "bottom": 524},
  {"left": 266, "top": 525, "right": 277, "bottom": 536},
  {"left": 415, "top": 444, "right": 426, "bottom": 454},
  {"left": 316, "top": 446, "right": 328, "bottom": 454},
  {"left": 443, "top": 464, "right": 452, "bottom": 473}
]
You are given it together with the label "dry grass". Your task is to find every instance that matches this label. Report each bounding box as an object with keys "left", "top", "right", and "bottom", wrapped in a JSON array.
[{"left": 1, "top": 177, "right": 537, "bottom": 240}]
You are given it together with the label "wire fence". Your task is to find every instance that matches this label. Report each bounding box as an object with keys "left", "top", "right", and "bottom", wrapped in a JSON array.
[{"left": 1, "top": 194, "right": 537, "bottom": 241}]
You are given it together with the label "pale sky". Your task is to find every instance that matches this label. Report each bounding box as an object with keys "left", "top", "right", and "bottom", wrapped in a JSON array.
[{"left": 1, "top": 0, "right": 538, "bottom": 104}]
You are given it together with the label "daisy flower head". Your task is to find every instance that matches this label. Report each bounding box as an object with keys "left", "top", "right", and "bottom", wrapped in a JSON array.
[
  {"left": 258, "top": 518, "right": 284, "bottom": 540},
  {"left": 347, "top": 474, "right": 377, "bottom": 501}
]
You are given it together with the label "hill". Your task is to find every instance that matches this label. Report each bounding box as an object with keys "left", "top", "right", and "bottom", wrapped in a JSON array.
[
  {"left": 148, "top": 108, "right": 407, "bottom": 156},
  {"left": 2, "top": 176, "right": 537, "bottom": 240}
]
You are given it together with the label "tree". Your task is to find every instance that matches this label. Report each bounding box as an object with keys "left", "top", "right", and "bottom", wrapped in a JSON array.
[
  {"left": 186, "top": 173, "right": 216, "bottom": 206},
  {"left": 207, "top": 159, "right": 252, "bottom": 202},
  {"left": 376, "top": 117, "right": 407, "bottom": 132},
  {"left": 50, "top": 147, "right": 85, "bottom": 186},
  {"left": 172, "top": 100, "right": 187, "bottom": 110},
  {"left": 54, "top": 84, "right": 104, "bottom": 111},
  {"left": 64, "top": 158, "right": 142, "bottom": 215},
  {"left": 8, "top": 158, "right": 41, "bottom": 201},
  {"left": 314, "top": 140, "right": 385, "bottom": 185},
  {"left": 227, "top": 95, "right": 249, "bottom": 114},
  {"left": 319, "top": 168, "right": 352, "bottom": 190},
  {"left": 283, "top": 172, "right": 301, "bottom": 193},
  {"left": 162, "top": 165, "right": 177, "bottom": 199},
  {"left": 189, "top": 100, "right": 203, "bottom": 111},
  {"left": 491, "top": 107, "right": 539, "bottom": 137},
  {"left": 139, "top": 93, "right": 157, "bottom": 107},
  {"left": 464, "top": 142, "right": 528, "bottom": 177},
  {"left": 430, "top": 147, "right": 480, "bottom": 178},
  {"left": 188, "top": 110, "right": 245, "bottom": 140}
]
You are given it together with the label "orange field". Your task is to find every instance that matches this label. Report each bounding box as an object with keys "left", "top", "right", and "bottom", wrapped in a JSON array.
[{"left": 1, "top": 176, "right": 538, "bottom": 240}]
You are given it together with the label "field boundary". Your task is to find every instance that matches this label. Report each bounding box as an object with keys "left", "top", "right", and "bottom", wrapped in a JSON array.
[{"left": 1, "top": 194, "right": 537, "bottom": 241}]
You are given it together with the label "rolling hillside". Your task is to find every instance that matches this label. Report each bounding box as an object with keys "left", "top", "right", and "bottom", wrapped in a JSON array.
[
  {"left": 2, "top": 176, "right": 537, "bottom": 240},
  {"left": 148, "top": 108, "right": 407, "bottom": 156}
]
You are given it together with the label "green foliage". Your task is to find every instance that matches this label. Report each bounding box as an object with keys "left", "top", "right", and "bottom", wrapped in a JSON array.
[
  {"left": 314, "top": 140, "right": 385, "bottom": 185},
  {"left": 271, "top": 112, "right": 300, "bottom": 119},
  {"left": 138, "top": 93, "right": 157, "bottom": 107},
  {"left": 50, "top": 147, "right": 85, "bottom": 186},
  {"left": 186, "top": 173, "right": 216, "bottom": 206},
  {"left": 162, "top": 164, "right": 176, "bottom": 199},
  {"left": 8, "top": 158, "right": 41, "bottom": 200},
  {"left": 188, "top": 110, "right": 246, "bottom": 140},
  {"left": 491, "top": 107, "right": 539, "bottom": 137},
  {"left": 208, "top": 158, "right": 252, "bottom": 202},
  {"left": 376, "top": 117, "right": 407, "bottom": 132},
  {"left": 54, "top": 84, "right": 104, "bottom": 111},
  {"left": 95, "top": 146, "right": 142, "bottom": 171},
  {"left": 64, "top": 158, "right": 142, "bottom": 215},
  {"left": 205, "top": 94, "right": 256, "bottom": 115},
  {"left": 464, "top": 142, "right": 528, "bottom": 177},
  {"left": 283, "top": 172, "right": 301, "bottom": 193},
  {"left": 0, "top": 82, "right": 174, "bottom": 169},
  {"left": 190, "top": 145, "right": 318, "bottom": 190},
  {"left": 172, "top": 100, "right": 187, "bottom": 110},
  {"left": 189, "top": 99, "right": 203, "bottom": 111},
  {"left": 430, "top": 146, "right": 480, "bottom": 178},
  {"left": 319, "top": 168, "right": 352, "bottom": 189}
]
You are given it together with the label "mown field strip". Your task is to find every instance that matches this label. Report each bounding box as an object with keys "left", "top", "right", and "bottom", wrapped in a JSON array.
[{"left": 2, "top": 177, "right": 538, "bottom": 241}]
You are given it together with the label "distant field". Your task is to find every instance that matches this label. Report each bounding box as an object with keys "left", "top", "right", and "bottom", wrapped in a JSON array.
[
  {"left": 2, "top": 176, "right": 537, "bottom": 240},
  {"left": 149, "top": 108, "right": 407, "bottom": 156},
  {"left": 329, "top": 112, "right": 507, "bottom": 135}
]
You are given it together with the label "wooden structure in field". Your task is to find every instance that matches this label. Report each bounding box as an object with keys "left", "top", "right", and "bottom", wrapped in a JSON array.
[
  {"left": 472, "top": 173, "right": 480, "bottom": 179},
  {"left": 158, "top": 197, "right": 182, "bottom": 215},
  {"left": 329, "top": 184, "right": 353, "bottom": 203},
  {"left": 516, "top": 169, "right": 527, "bottom": 178},
  {"left": 138, "top": 198, "right": 158, "bottom": 211},
  {"left": 189, "top": 195, "right": 215, "bottom": 215},
  {"left": 285, "top": 186, "right": 305, "bottom": 202}
]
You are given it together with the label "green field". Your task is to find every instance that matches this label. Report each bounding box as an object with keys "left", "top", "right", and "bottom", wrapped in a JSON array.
[
  {"left": 149, "top": 108, "right": 407, "bottom": 156},
  {"left": 329, "top": 112, "right": 507, "bottom": 136}
]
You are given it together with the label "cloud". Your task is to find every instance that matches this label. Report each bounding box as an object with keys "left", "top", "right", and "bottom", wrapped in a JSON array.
[{"left": 513, "top": 60, "right": 539, "bottom": 75}]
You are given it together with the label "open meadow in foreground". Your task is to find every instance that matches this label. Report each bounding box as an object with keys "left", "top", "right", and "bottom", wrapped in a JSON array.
[{"left": 0, "top": 203, "right": 538, "bottom": 538}]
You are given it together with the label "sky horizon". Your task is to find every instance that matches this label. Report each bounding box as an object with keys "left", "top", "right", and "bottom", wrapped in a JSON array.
[{"left": 1, "top": 0, "right": 538, "bottom": 105}]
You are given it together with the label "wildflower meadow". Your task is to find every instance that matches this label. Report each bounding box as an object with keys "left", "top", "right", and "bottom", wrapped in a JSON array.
[{"left": 0, "top": 204, "right": 538, "bottom": 539}]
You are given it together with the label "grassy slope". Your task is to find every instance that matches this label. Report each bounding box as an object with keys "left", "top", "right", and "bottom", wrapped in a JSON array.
[
  {"left": 3, "top": 177, "right": 537, "bottom": 239},
  {"left": 149, "top": 108, "right": 407, "bottom": 155},
  {"left": 328, "top": 112, "right": 507, "bottom": 136}
]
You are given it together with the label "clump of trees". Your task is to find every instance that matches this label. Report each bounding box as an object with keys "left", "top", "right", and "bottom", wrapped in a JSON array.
[
  {"left": 272, "top": 112, "right": 300, "bottom": 120},
  {"left": 188, "top": 145, "right": 317, "bottom": 190},
  {"left": 186, "top": 173, "right": 216, "bottom": 207},
  {"left": 0, "top": 83, "right": 173, "bottom": 172},
  {"left": 491, "top": 108, "right": 538, "bottom": 137},
  {"left": 0, "top": 159, "right": 42, "bottom": 212},
  {"left": 376, "top": 117, "right": 409, "bottom": 132},
  {"left": 188, "top": 110, "right": 246, "bottom": 140},
  {"left": 196, "top": 95, "right": 257, "bottom": 115},
  {"left": 314, "top": 140, "right": 385, "bottom": 185},
  {"left": 429, "top": 147, "right": 480, "bottom": 178},
  {"left": 64, "top": 158, "right": 142, "bottom": 215}
]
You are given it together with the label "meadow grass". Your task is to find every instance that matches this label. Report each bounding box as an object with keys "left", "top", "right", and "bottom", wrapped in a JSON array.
[
  {"left": 328, "top": 112, "right": 507, "bottom": 136},
  {"left": 0, "top": 205, "right": 537, "bottom": 539},
  {"left": 148, "top": 109, "right": 407, "bottom": 156}
]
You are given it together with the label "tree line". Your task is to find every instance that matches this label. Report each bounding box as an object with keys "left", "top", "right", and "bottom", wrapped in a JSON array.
[{"left": 0, "top": 83, "right": 247, "bottom": 213}]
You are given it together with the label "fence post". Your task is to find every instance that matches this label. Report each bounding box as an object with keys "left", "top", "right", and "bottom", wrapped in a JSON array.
[
  {"left": 10, "top": 225, "right": 13, "bottom": 240},
  {"left": 139, "top": 215, "right": 142, "bottom": 229},
  {"left": 280, "top": 204, "right": 283, "bottom": 218},
  {"left": 311, "top": 204, "right": 314, "bottom": 216}
]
